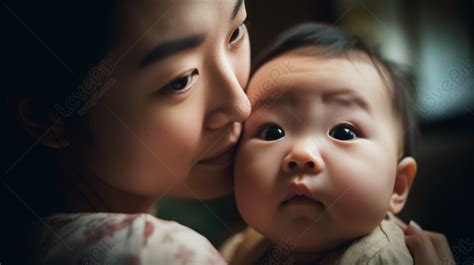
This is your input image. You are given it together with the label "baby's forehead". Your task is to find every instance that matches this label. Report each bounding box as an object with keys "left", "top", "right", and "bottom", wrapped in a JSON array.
[{"left": 247, "top": 52, "right": 393, "bottom": 112}]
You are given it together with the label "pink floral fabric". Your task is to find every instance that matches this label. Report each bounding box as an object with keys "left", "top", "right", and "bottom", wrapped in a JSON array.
[{"left": 34, "top": 213, "right": 227, "bottom": 265}]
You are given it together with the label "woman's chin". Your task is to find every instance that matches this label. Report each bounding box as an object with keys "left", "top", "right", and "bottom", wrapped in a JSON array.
[
  {"left": 182, "top": 164, "right": 234, "bottom": 199},
  {"left": 191, "top": 185, "right": 234, "bottom": 200}
]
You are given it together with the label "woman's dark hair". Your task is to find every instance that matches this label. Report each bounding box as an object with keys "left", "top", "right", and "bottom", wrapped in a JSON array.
[
  {"left": 252, "top": 23, "right": 418, "bottom": 158},
  {"left": 2, "top": 0, "right": 120, "bottom": 109},
  {"left": 1, "top": 0, "right": 121, "bottom": 262}
]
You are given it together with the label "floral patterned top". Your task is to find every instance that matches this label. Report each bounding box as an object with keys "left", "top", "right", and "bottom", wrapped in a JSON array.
[{"left": 31, "top": 212, "right": 227, "bottom": 265}]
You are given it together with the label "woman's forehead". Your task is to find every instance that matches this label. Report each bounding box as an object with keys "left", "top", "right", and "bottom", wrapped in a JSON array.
[
  {"left": 113, "top": 0, "right": 245, "bottom": 60},
  {"left": 119, "top": 0, "right": 242, "bottom": 34}
]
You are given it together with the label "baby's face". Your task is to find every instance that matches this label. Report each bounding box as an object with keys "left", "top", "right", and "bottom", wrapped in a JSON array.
[{"left": 234, "top": 51, "right": 404, "bottom": 252}]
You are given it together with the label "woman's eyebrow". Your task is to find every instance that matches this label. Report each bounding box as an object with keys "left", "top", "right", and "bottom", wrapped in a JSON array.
[
  {"left": 139, "top": 0, "right": 243, "bottom": 69},
  {"left": 139, "top": 34, "right": 206, "bottom": 68},
  {"left": 231, "top": 0, "right": 244, "bottom": 20}
]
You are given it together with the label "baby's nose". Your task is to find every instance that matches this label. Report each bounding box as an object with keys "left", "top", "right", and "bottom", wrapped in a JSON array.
[
  {"left": 282, "top": 150, "right": 323, "bottom": 174},
  {"left": 287, "top": 160, "right": 316, "bottom": 170}
]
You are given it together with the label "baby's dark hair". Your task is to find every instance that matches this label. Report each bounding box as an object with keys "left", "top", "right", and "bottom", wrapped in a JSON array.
[{"left": 252, "top": 23, "right": 417, "bottom": 157}]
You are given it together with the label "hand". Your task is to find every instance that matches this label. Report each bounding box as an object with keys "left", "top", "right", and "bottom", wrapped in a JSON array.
[{"left": 389, "top": 213, "right": 455, "bottom": 265}]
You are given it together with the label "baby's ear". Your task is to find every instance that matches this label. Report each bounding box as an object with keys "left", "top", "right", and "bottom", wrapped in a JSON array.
[{"left": 389, "top": 157, "right": 417, "bottom": 214}]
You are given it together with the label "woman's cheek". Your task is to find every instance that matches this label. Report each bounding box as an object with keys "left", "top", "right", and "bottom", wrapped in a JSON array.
[
  {"left": 144, "top": 106, "right": 203, "bottom": 177},
  {"left": 96, "top": 104, "right": 202, "bottom": 196},
  {"left": 83, "top": 84, "right": 203, "bottom": 195}
]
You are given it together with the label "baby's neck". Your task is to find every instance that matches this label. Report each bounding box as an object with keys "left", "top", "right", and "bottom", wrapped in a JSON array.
[
  {"left": 260, "top": 242, "right": 325, "bottom": 265},
  {"left": 292, "top": 250, "right": 325, "bottom": 265},
  {"left": 263, "top": 238, "right": 356, "bottom": 265}
]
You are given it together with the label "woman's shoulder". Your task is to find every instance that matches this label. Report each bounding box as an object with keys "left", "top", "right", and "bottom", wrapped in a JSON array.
[{"left": 32, "top": 212, "right": 226, "bottom": 265}]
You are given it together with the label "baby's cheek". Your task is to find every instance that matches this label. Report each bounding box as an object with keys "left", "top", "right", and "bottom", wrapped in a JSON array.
[
  {"left": 234, "top": 142, "right": 280, "bottom": 192},
  {"left": 326, "top": 158, "right": 394, "bottom": 233},
  {"left": 234, "top": 143, "right": 262, "bottom": 199},
  {"left": 234, "top": 142, "right": 278, "bottom": 226}
]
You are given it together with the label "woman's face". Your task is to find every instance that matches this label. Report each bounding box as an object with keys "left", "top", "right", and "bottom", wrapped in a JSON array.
[{"left": 78, "top": 0, "right": 251, "bottom": 199}]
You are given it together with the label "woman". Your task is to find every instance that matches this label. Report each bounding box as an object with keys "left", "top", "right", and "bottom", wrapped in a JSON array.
[{"left": 1, "top": 0, "right": 453, "bottom": 264}]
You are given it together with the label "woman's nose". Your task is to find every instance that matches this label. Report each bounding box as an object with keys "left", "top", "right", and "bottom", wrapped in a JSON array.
[
  {"left": 282, "top": 143, "right": 324, "bottom": 174},
  {"left": 205, "top": 55, "right": 251, "bottom": 130}
]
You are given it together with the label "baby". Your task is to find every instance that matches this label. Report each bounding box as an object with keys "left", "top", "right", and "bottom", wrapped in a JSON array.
[{"left": 222, "top": 23, "right": 417, "bottom": 265}]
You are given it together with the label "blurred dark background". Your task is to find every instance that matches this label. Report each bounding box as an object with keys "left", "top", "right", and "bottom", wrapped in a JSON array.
[
  {"left": 157, "top": 0, "right": 474, "bottom": 264},
  {"left": 0, "top": 0, "right": 472, "bottom": 264}
]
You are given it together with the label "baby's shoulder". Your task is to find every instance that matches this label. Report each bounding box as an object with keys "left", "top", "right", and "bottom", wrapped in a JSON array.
[
  {"left": 324, "top": 219, "right": 413, "bottom": 265},
  {"left": 32, "top": 212, "right": 226, "bottom": 265}
]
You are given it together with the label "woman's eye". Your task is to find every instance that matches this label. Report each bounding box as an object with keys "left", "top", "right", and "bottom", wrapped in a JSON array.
[
  {"left": 329, "top": 124, "right": 359, "bottom": 141},
  {"left": 259, "top": 125, "right": 285, "bottom": 141},
  {"left": 162, "top": 69, "right": 199, "bottom": 93},
  {"left": 229, "top": 21, "right": 247, "bottom": 45}
]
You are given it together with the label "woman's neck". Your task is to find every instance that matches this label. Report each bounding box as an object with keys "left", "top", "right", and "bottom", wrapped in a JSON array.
[{"left": 56, "top": 154, "right": 157, "bottom": 214}]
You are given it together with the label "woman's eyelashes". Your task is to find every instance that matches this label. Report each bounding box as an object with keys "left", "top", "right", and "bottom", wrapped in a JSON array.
[
  {"left": 229, "top": 19, "right": 247, "bottom": 45},
  {"left": 160, "top": 69, "right": 199, "bottom": 94},
  {"left": 158, "top": 21, "right": 246, "bottom": 95},
  {"left": 158, "top": 19, "right": 247, "bottom": 95},
  {"left": 329, "top": 123, "right": 360, "bottom": 141},
  {"left": 258, "top": 124, "right": 285, "bottom": 141}
]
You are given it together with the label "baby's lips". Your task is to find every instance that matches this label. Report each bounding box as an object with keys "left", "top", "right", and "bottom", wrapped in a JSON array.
[{"left": 282, "top": 180, "right": 320, "bottom": 204}]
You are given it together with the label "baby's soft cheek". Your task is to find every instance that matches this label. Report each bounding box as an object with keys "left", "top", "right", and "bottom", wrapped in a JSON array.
[
  {"left": 324, "top": 153, "right": 395, "bottom": 233},
  {"left": 234, "top": 141, "right": 283, "bottom": 193},
  {"left": 234, "top": 141, "right": 280, "bottom": 226}
]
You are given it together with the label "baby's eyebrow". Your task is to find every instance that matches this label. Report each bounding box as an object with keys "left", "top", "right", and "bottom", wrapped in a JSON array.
[
  {"left": 322, "top": 90, "right": 372, "bottom": 115},
  {"left": 251, "top": 90, "right": 297, "bottom": 112},
  {"left": 251, "top": 89, "right": 370, "bottom": 115}
]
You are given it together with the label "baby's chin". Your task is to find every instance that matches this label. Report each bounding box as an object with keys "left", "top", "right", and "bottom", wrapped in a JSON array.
[{"left": 262, "top": 220, "right": 375, "bottom": 256}]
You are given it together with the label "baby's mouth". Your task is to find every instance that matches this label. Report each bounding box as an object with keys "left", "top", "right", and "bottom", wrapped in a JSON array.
[
  {"left": 281, "top": 181, "right": 322, "bottom": 207},
  {"left": 282, "top": 194, "right": 320, "bottom": 206},
  {"left": 281, "top": 181, "right": 324, "bottom": 208},
  {"left": 281, "top": 192, "right": 324, "bottom": 206}
]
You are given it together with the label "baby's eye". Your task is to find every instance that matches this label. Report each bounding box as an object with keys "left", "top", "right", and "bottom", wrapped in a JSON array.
[
  {"left": 259, "top": 124, "right": 285, "bottom": 141},
  {"left": 329, "top": 123, "right": 359, "bottom": 141},
  {"left": 161, "top": 69, "right": 199, "bottom": 93}
]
